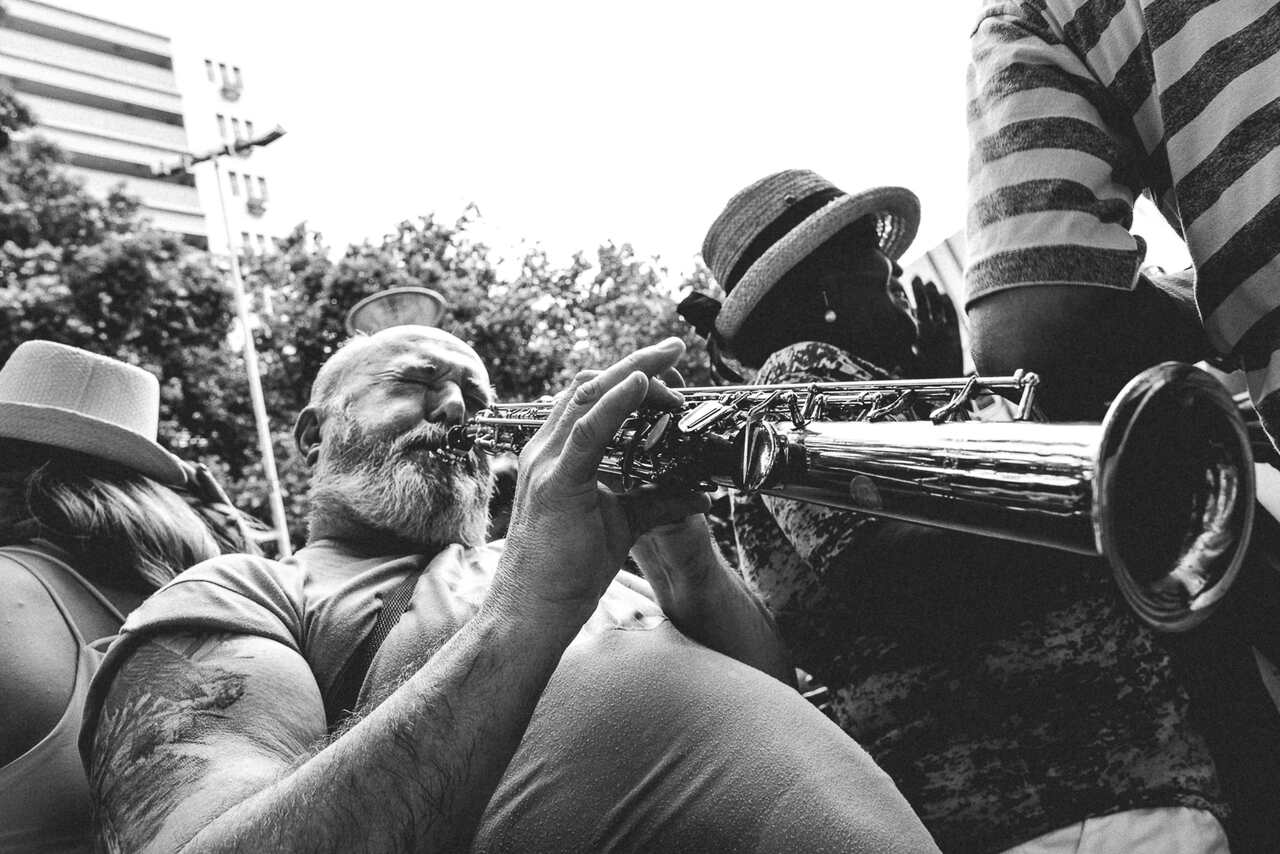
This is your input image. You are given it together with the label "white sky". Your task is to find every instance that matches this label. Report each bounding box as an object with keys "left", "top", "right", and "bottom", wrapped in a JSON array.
[{"left": 62, "top": 0, "right": 1191, "bottom": 276}]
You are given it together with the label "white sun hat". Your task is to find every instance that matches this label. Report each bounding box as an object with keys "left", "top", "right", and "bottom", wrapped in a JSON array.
[{"left": 0, "top": 340, "right": 186, "bottom": 484}]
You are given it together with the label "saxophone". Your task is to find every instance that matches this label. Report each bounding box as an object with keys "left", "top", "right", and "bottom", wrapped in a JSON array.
[{"left": 444, "top": 362, "right": 1255, "bottom": 633}]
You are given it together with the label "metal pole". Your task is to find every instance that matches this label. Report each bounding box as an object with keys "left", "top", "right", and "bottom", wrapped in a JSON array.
[{"left": 209, "top": 156, "right": 293, "bottom": 556}]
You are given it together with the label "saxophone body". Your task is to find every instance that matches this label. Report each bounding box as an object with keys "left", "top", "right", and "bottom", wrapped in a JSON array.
[{"left": 447, "top": 362, "right": 1254, "bottom": 633}]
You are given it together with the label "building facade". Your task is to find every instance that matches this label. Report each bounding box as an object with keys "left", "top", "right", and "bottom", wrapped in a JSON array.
[
  {"left": 172, "top": 47, "right": 287, "bottom": 258},
  {"left": 0, "top": 0, "right": 206, "bottom": 243},
  {"left": 1, "top": 1, "right": 290, "bottom": 258}
]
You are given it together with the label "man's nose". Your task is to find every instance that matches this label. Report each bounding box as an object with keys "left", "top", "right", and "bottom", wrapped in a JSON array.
[{"left": 425, "top": 383, "right": 468, "bottom": 426}]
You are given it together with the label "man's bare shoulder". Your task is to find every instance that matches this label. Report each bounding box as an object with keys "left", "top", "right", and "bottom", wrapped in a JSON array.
[{"left": 88, "top": 631, "right": 326, "bottom": 853}]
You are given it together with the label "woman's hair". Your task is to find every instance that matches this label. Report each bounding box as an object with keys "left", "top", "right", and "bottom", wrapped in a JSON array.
[
  {"left": 0, "top": 439, "right": 233, "bottom": 592},
  {"left": 176, "top": 462, "right": 267, "bottom": 558}
]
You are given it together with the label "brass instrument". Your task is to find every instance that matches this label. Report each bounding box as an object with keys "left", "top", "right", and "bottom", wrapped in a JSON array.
[{"left": 446, "top": 362, "right": 1255, "bottom": 633}]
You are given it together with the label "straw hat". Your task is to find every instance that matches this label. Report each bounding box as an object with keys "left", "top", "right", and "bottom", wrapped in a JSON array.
[
  {"left": 698, "top": 170, "right": 919, "bottom": 341},
  {"left": 0, "top": 340, "right": 185, "bottom": 484}
]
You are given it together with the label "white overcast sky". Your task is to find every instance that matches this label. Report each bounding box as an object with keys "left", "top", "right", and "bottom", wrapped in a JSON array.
[{"left": 64, "top": 0, "right": 1190, "bottom": 276}]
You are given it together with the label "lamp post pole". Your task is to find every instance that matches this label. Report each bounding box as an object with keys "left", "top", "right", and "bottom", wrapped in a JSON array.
[{"left": 155, "top": 126, "right": 292, "bottom": 556}]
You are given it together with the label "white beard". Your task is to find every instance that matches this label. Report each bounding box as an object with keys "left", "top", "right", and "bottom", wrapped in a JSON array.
[{"left": 310, "top": 418, "right": 493, "bottom": 549}]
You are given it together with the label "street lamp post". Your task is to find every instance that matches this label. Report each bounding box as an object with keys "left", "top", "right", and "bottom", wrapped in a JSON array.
[{"left": 154, "top": 126, "right": 292, "bottom": 556}]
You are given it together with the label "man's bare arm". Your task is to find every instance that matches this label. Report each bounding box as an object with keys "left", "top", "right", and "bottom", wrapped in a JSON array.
[
  {"left": 632, "top": 514, "right": 796, "bottom": 687},
  {"left": 90, "top": 592, "right": 588, "bottom": 853}
]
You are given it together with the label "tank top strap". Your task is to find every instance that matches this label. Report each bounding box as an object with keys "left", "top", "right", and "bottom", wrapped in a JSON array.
[{"left": 0, "top": 546, "right": 125, "bottom": 646}]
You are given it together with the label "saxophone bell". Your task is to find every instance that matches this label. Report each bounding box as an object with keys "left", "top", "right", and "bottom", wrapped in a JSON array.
[{"left": 1093, "top": 362, "right": 1253, "bottom": 631}]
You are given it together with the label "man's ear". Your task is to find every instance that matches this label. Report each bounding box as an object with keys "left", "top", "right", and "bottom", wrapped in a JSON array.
[{"left": 295, "top": 406, "right": 322, "bottom": 467}]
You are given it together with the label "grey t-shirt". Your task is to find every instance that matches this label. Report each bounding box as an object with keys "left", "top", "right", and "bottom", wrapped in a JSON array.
[{"left": 82, "top": 539, "right": 940, "bottom": 853}]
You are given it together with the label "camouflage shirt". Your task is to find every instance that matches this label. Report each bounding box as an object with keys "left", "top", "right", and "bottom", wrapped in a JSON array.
[{"left": 733, "top": 341, "right": 1224, "bottom": 854}]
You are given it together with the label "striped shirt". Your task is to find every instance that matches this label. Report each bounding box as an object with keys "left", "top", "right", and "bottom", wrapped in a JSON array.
[{"left": 965, "top": 0, "right": 1280, "bottom": 387}]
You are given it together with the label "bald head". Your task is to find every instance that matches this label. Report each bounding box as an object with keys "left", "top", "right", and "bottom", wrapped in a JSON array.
[{"left": 309, "top": 325, "right": 487, "bottom": 419}]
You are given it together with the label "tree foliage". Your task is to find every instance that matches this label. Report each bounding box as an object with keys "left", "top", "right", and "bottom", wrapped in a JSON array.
[
  {"left": 0, "top": 115, "right": 249, "bottom": 482},
  {"left": 0, "top": 83, "right": 32, "bottom": 153}
]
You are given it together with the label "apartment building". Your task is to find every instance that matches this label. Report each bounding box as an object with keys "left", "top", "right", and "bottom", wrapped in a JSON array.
[
  {"left": 173, "top": 48, "right": 287, "bottom": 257},
  {"left": 0, "top": 0, "right": 206, "bottom": 243}
]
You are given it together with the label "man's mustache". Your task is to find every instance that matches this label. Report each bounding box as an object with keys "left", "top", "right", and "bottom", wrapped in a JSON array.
[
  {"left": 391, "top": 423, "right": 449, "bottom": 455},
  {"left": 389, "top": 423, "right": 487, "bottom": 475}
]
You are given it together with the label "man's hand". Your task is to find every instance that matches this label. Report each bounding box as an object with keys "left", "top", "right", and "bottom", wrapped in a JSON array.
[
  {"left": 492, "top": 338, "right": 710, "bottom": 627},
  {"left": 631, "top": 513, "right": 720, "bottom": 603},
  {"left": 908, "top": 276, "right": 964, "bottom": 378},
  {"left": 632, "top": 513, "right": 795, "bottom": 685}
]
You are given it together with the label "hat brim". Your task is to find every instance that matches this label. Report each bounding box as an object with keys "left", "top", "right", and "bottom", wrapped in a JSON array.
[
  {"left": 0, "top": 402, "right": 186, "bottom": 485},
  {"left": 715, "top": 186, "right": 920, "bottom": 341}
]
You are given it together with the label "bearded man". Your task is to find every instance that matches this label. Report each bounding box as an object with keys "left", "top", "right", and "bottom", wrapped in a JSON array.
[{"left": 78, "top": 326, "right": 939, "bottom": 854}]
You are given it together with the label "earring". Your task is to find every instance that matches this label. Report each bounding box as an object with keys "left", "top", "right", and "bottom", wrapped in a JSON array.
[{"left": 822, "top": 291, "right": 837, "bottom": 323}]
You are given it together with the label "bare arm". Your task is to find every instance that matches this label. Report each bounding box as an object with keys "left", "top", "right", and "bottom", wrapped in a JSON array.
[
  {"left": 89, "top": 592, "right": 588, "bottom": 853},
  {"left": 631, "top": 514, "right": 795, "bottom": 687}
]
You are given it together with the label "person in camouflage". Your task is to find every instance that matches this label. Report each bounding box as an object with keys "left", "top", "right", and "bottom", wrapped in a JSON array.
[{"left": 679, "top": 170, "right": 1229, "bottom": 854}]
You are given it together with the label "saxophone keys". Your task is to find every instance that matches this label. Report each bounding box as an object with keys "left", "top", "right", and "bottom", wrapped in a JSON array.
[
  {"left": 678, "top": 399, "right": 736, "bottom": 433},
  {"left": 639, "top": 412, "right": 672, "bottom": 452},
  {"left": 735, "top": 420, "right": 782, "bottom": 493}
]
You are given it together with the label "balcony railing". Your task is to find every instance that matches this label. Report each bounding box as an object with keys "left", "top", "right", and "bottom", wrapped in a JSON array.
[{"left": 246, "top": 196, "right": 267, "bottom": 216}]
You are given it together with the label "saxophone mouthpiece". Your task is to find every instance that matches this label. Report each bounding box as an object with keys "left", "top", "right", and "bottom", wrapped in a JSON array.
[{"left": 444, "top": 423, "right": 475, "bottom": 451}]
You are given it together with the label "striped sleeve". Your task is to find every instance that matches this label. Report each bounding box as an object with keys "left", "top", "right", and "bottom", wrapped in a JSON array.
[
  {"left": 965, "top": 0, "right": 1146, "bottom": 308},
  {"left": 1148, "top": 0, "right": 1280, "bottom": 358}
]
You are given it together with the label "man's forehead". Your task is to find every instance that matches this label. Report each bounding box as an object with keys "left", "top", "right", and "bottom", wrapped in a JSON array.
[
  {"left": 371, "top": 326, "right": 479, "bottom": 362},
  {"left": 340, "top": 326, "right": 486, "bottom": 384}
]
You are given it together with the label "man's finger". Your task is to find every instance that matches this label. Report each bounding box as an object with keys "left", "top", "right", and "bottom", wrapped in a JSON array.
[
  {"left": 644, "top": 375, "right": 684, "bottom": 411},
  {"left": 916, "top": 302, "right": 933, "bottom": 334},
  {"left": 539, "top": 370, "right": 600, "bottom": 443},
  {"left": 552, "top": 339, "right": 685, "bottom": 446},
  {"left": 619, "top": 489, "right": 713, "bottom": 537},
  {"left": 659, "top": 367, "right": 685, "bottom": 389},
  {"left": 590, "top": 339, "right": 684, "bottom": 396},
  {"left": 559, "top": 370, "right": 651, "bottom": 484},
  {"left": 908, "top": 277, "right": 927, "bottom": 328},
  {"left": 940, "top": 290, "right": 958, "bottom": 327}
]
